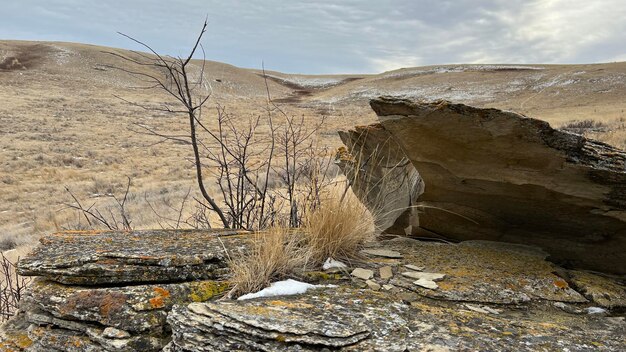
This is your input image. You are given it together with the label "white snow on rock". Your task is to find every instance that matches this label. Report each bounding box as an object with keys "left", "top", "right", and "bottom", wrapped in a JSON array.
[
  {"left": 323, "top": 257, "right": 347, "bottom": 270},
  {"left": 586, "top": 307, "right": 608, "bottom": 315},
  {"left": 237, "top": 279, "right": 331, "bottom": 301},
  {"left": 266, "top": 74, "right": 345, "bottom": 89}
]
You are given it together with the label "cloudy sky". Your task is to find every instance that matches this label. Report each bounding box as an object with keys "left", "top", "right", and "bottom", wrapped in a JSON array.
[{"left": 2, "top": 0, "right": 625, "bottom": 74}]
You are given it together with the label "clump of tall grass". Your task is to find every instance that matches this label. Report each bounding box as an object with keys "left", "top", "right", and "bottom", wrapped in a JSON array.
[
  {"left": 302, "top": 184, "right": 377, "bottom": 264},
  {"left": 228, "top": 227, "right": 310, "bottom": 298}
]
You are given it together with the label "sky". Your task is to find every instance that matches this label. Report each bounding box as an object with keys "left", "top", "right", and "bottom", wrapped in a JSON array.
[{"left": 1, "top": 0, "right": 625, "bottom": 74}]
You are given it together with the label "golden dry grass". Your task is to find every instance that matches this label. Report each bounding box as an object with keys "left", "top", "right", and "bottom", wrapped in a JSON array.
[
  {"left": 1, "top": 40, "right": 625, "bottom": 252},
  {"left": 228, "top": 227, "right": 310, "bottom": 298},
  {"left": 302, "top": 184, "right": 377, "bottom": 264}
]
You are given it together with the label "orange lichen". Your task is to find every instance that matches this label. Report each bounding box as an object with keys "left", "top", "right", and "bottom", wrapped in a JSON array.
[
  {"left": 153, "top": 287, "right": 171, "bottom": 298},
  {"left": 149, "top": 287, "right": 171, "bottom": 308},
  {"left": 553, "top": 279, "right": 569, "bottom": 289},
  {"left": 149, "top": 296, "right": 165, "bottom": 308}
]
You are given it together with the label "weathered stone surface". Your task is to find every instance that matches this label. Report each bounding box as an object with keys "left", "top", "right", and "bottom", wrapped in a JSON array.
[
  {"left": 17, "top": 229, "right": 248, "bottom": 285},
  {"left": 344, "top": 97, "right": 626, "bottom": 274},
  {"left": 4, "top": 230, "right": 625, "bottom": 351},
  {"left": 350, "top": 268, "right": 373, "bottom": 280},
  {"left": 22, "top": 278, "right": 228, "bottom": 333},
  {"left": 360, "top": 248, "right": 403, "bottom": 258},
  {"left": 383, "top": 238, "right": 588, "bottom": 304},
  {"left": 337, "top": 124, "right": 424, "bottom": 235},
  {"left": 379, "top": 265, "right": 393, "bottom": 280},
  {"left": 167, "top": 286, "right": 626, "bottom": 351},
  {"left": 567, "top": 270, "right": 626, "bottom": 308}
]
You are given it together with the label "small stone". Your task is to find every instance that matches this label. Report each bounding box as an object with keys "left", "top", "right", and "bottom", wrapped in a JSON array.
[
  {"left": 351, "top": 268, "right": 374, "bottom": 280},
  {"left": 382, "top": 284, "right": 395, "bottom": 291},
  {"left": 366, "top": 280, "right": 381, "bottom": 291},
  {"left": 360, "top": 249, "right": 403, "bottom": 259},
  {"left": 413, "top": 278, "right": 438, "bottom": 290},
  {"left": 553, "top": 302, "right": 583, "bottom": 314},
  {"left": 102, "top": 327, "right": 131, "bottom": 339},
  {"left": 464, "top": 304, "right": 501, "bottom": 315},
  {"left": 404, "top": 264, "right": 425, "bottom": 271},
  {"left": 379, "top": 266, "right": 393, "bottom": 280},
  {"left": 401, "top": 272, "right": 445, "bottom": 281},
  {"left": 398, "top": 291, "right": 419, "bottom": 303}
]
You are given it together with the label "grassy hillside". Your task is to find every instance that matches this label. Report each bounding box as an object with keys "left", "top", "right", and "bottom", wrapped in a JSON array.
[{"left": 1, "top": 40, "right": 625, "bottom": 246}]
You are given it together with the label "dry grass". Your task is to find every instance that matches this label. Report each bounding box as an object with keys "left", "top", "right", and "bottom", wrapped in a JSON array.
[
  {"left": 303, "top": 184, "right": 377, "bottom": 264},
  {"left": 228, "top": 227, "right": 310, "bottom": 298}
]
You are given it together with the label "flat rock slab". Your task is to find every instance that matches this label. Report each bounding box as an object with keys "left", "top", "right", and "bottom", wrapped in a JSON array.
[
  {"left": 384, "top": 238, "right": 588, "bottom": 304},
  {"left": 346, "top": 97, "right": 626, "bottom": 274},
  {"left": 22, "top": 278, "right": 229, "bottom": 334},
  {"left": 568, "top": 270, "right": 626, "bottom": 308},
  {"left": 166, "top": 286, "right": 626, "bottom": 351},
  {"left": 17, "top": 229, "right": 249, "bottom": 285},
  {"left": 360, "top": 248, "right": 403, "bottom": 258}
]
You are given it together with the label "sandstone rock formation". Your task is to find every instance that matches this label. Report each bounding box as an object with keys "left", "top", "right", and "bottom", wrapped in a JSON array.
[
  {"left": 340, "top": 97, "right": 626, "bottom": 274},
  {"left": 337, "top": 125, "right": 424, "bottom": 235}
]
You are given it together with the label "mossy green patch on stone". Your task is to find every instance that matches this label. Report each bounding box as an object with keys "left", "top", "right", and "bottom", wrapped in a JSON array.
[
  {"left": 189, "top": 281, "right": 229, "bottom": 302},
  {"left": 303, "top": 271, "right": 343, "bottom": 282}
]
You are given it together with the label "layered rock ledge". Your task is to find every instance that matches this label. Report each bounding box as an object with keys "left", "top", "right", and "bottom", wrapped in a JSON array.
[
  {"left": 1, "top": 230, "right": 247, "bottom": 351},
  {"left": 340, "top": 97, "right": 626, "bottom": 274},
  {"left": 2, "top": 230, "right": 624, "bottom": 351}
]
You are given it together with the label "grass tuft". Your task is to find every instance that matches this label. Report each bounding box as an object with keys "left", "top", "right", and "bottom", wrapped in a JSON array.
[
  {"left": 228, "top": 227, "right": 310, "bottom": 298},
  {"left": 303, "top": 184, "right": 377, "bottom": 264}
]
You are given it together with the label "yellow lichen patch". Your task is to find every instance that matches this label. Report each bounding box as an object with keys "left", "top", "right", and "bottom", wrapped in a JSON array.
[
  {"left": 189, "top": 281, "right": 229, "bottom": 302},
  {"left": 13, "top": 334, "right": 33, "bottom": 349},
  {"left": 268, "top": 300, "right": 314, "bottom": 309},
  {"left": 437, "top": 281, "right": 455, "bottom": 291},
  {"left": 243, "top": 306, "right": 272, "bottom": 316},
  {"left": 303, "top": 271, "right": 343, "bottom": 282}
]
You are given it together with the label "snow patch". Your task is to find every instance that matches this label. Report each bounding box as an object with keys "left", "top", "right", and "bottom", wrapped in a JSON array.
[
  {"left": 237, "top": 279, "right": 332, "bottom": 300},
  {"left": 266, "top": 74, "right": 345, "bottom": 89},
  {"left": 585, "top": 307, "right": 608, "bottom": 315},
  {"left": 323, "top": 257, "right": 347, "bottom": 270},
  {"left": 381, "top": 65, "right": 544, "bottom": 79}
]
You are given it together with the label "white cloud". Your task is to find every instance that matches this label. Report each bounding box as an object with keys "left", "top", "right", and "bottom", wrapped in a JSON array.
[{"left": 0, "top": 0, "right": 624, "bottom": 73}]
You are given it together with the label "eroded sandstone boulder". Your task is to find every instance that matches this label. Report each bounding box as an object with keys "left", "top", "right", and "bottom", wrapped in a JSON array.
[
  {"left": 337, "top": 124, "right": 424, "bottom": 235},
  {"left": 341, "top": 97, "right": 626, "bottom": 274}
]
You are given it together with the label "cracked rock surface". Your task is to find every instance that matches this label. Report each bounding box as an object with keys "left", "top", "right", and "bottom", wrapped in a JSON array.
[
  {"left": 17, "top": 229, "right": 247, "bottom": 285},
  {"left": 1, "top": 232, "right": 625, "bottom": 350}
]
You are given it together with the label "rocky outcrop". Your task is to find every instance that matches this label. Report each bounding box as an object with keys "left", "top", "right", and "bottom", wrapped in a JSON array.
[
  {"left": 2, "top": 230, "right": 625, "bottom": 351},
  {"left": 17, "top": 229, "right": 246, "bottom": 285},
  {"left": 2, "top": 230, "right": 247, "bottom": 351},
  {"left": 165, "top": 237, "right": 625, "bottom": 351},
  {"left": 341, "top": 97, "right": 626, "bottom": 274}
]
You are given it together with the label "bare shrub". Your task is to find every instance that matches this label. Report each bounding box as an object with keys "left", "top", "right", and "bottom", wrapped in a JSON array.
[
  {"left": 0, "top": 252, "right": 30, "bottom": 322},
  {"left": 108, "top": 20, "right": 334, "bottom": 230},
  {"left": 228, "top": 227, "right": 309, "bottom": 298},
  {"left": 63, "top": 177, "right": 133, "bottom": 231},
  {"left": 560, "top": 119, "right": 608, "bottom": 135},
  {"left": 303, "top": 184, "right": 377, "bottom": 264}
]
